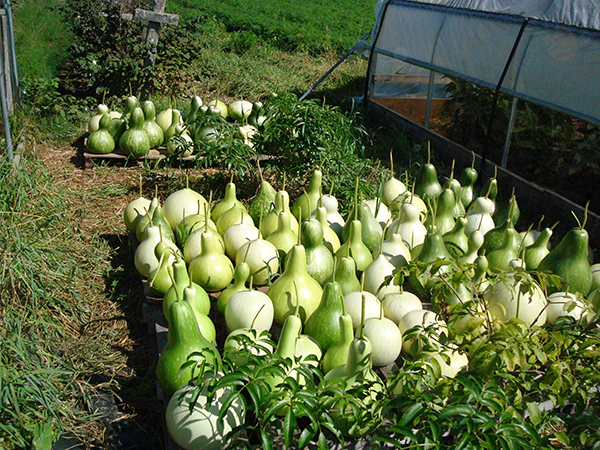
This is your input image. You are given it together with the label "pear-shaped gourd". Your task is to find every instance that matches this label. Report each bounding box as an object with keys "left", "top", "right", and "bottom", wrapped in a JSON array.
[
  {"left": 314, "top": 204, "right": 341, "bottom": 254},
  {"left": 248, "top": 179, "right": 277, "bottom": 224},
  {"left": 363, "top": 253, "right": 396, "bottom": 297},
  {"left": 322, "top": 307, "right": 384, "bottom": 437},
  {"left": 267, "top": 244, "right": 323, "bottom": 325},
  {"left": 291, "top": 169, "right": 322, "bottom": 221},
  {"left": 524, "top": 227, "right": 552, "bottom": 270},
  {"left": 223, "top": 220, "right": 261, "bottom": 261},
  {"left": 425, "top": 188, "right": 456, "bottom": 235},
  {"left": 163, "top": 258, "right": 210, "bottom": 321},
  {"left": 300, "top": 218, "right": 334, "bottom": 285},
  {"left": 184, "top": 95, "right": 203, "bottom": 137},
  {"left": 134, "top": 196, "right": 158, "bottom": 242},
  {"left": 119, "top": 107, "right": 150, "bottom": 157},
  {"left": 480, "top": 199, "right": 520, "bottom": 255},
  {"left": 260, "top": 189, "right": 298, "bottom": 237},
  {"left": 86, "top": 113, "right": 115, "bottom": 154},
  {"left": 156, "top": 300, "right": 217, "bottom": 398},
  {"left": 459, "top": 159, "right": 478, "bottom": 208},
  {"left": 216, "top": 205, "right": 253, "bottom": 237},
  {"left": 538, "top": 221, "right": 593, "bottom": 296},
  {"left": 388, "top": 202, "right": 427, "bottom": 250},
  {"left": 322, "top": 312, "right": 354, "bottom": 374},
  {"left": 217, "top": 262, "right": 250, "bottom": 314},
  {"left": 303, "top": 281, "right": 345, "bottom": 351},
  {"left": 88, "top": 104, "right": 109, "bottom": 133},
  {"left": 457, "top": 229, "right": 484, "bottom": 270},
  {"left": 335, "top": 220, "right": 373, "bottom": 273},
  {"left": 486, "top": 227, "right": 520, "bottom": 273},
  {"left": 123, "top": 193, "right": 151, "bottom": 234},
  {"left": 443, "top": 217, "right": 469, "bottom": 258},
  {"left": 342, "top": 203, "right": 383, "bottom": 253},
  {"left": 164, "top": 109, "right": 184, "bottom": 142},
  {"left": 266, "top": 211, "right": 297, "bottom": 261},
  {"left": 326, "top": 256, "right": 361, "bottom": 296},
  {"left": 183, "top": 226, "right": 225, "bottom": 264},
  {"left": 381, "top": 151, "right": 406, "bottom": 207},
  {"left": 212, "top": 181, "right": 247, "bottom": 222},
  {"left": 166, "top": 126, "right": 193, "bottom": 157},
  {"left": 184, "top": 284, "right": 216, "bottom": 343},
  {"left": 415, "top": 145, "right": 442, "bottom": 202},
  {"left": 320, "top": 194, "right": 345, "bottom": 237},
  {"left": 445, "top": 167, "right": 465, "bottom": 218},
  {"left": 148, "top": 247, "right": 176, "bottom": 297},
  {"left": 163, "top": 185, "right": 209, "bottom": 232},
  {"left": 189, "top": 232, "right": 235, "bottom": 292},
  {"left": 176, "top": 211, "right": 215, "bottom": 247},
  {"left": 363, "top": 198, "right": 392, "bottom": 228},
  {"left": 134, "top": 225, "right": 178, "bottom": 278},
  {"left": 150, "top": 203, "right": 177, "bottom": 244},
  {"left": 493, "top": 195, "right": 520, "bottom": 227},
  {"left": 141, "top": 100, "right": 165, "bottom": 149},
  {"left": 156, "top": 108, "right": 183, "bottom": 134},
  {"left": 406, "top": 229, "right": 452, "bottom": 298}
]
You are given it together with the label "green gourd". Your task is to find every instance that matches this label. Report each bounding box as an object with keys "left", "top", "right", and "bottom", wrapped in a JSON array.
[
  {"left": 425, "top": 188, "right": 456, "bottom": 235},
  {"left": 524, "top": 227, "right": 552, "bottom": 270},
  {"left": 135, "top": 196, "right": 158, "bottom": 242},
  {"left": 248, "top": 177, "right": 277, "bottom": 224},
  {"left": 314, "top": 202, "right": 341, "bottom": 254},
  {"left": 322, "top": 310, "right": 354, "bottom": 374},
  {"left": 212, "top": 177, "right": 247, "bottom": 221},
  {"left": 414, "top": 143, "right": 442, "bottom": 202},
  {"left": 141, "top": 100, "right": 165, "bottom": 149},
  {"left": 480, "top": 175, "right": 499, "bottom": 206},
  {"left": 86, "top": 113, "right": 115, "bottom": 154},
  {"left": 266, "top": 211, "right": 297, "bottom": 261},
  {"left": 538, "top": 213, "right": 593, "bottom": 296},
  {"left": 301, "top": 218, "right": 334, "bottom": 285},
  {"left": 446, "top": 163, "right": 465, "bottom": 218},
  {"left": 163, "top": 257, "right": 210, "bottom": 321},
  {"left": 381, "top": 150, "right": 407, "bottom": 207},
  {"left": 216, "top": 205, "right": 253, "bottom": 237},
  {"left": 260, "top": 189, "right": 299, "bottom": 237},
  {"left": 267, "top": 244, "right": 323, "bottom": 325},
  {"left": 341, "top": 202, "right": 382, "bottom": 253},
  {"left": 335, "top": 220, "right": 373, "bottom": 273},
  {"left": 304, "top": 281, "right": 345, "bottom": 352},
  {"left": 326, "top": 255, "right": 361, "bottom": 295},
  {"left": 151, "top": 203, "right": 176, "bottom": 244},
  {"left": 108, "top": 116, "right": 127, "bottom": 143},
  {"left": 185, "top": 95, "right": 203, "bottom": 137},
  {"left": 486, "top": 227, "right": 520, "bottom": 272},
  {"left": 148, "top": 247, "right": 175, "bottom": 297},
  {"left": 443, "top": 217, "right": 469, "bottom": 258},
  {"left": 480, "top": 216, "right": 519, "bottom": 257},
  {"left": 217, "top": 262, "right": 250, "bottom": 314},
  {"left": 123, "top": 95, "right": 139, "bottom": 116},
  {"left": 407, "top": 228, "right": 452, "bottom": 299},
  {"left": 88, "top": 103, "right": 109, "bottom": 133},
  {"left": 457, "top": 229, "right": 484, "bottom": 271},
  {"left": 183, "top": 283, "right": 216, "bottom": 343},
  {"left": 119, "top": 107, "right": 150, "bottom": 157},
  {"left": 322, "top": 294, "right": 385, "bottom": 437},
  {"left": 459, "top": 154, "right": 478, "bottom": 208},
  {"left": 189, "top": 232, "right": 235, "bottom": 292},
  {"left": 164, "top": 109, "right": 183, "bottom": 142},
  {"left": 493, "top": 194, "right": 520, "bottom": 227},
  {"left": 156, "top": 299, "right": 217, "bottom": 398},
  {"left": 292, "top": 169, "right": 322, "bottom": 221}
]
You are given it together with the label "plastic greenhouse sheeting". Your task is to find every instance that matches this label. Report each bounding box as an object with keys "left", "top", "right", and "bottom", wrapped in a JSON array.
[{"left": 363, "top": 0, "right": 600, "bottom": 124}]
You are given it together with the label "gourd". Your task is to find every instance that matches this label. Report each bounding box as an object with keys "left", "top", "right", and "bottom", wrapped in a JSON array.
[
  {"left": 123, "top": 179, "right": 151, "bottom": 233},
  {"left": 148, "top": 247, "right": 175, "bottom": 297},
  {"left": 300, "top": 217, "right": 334, "bottom": 285},
  {"left": 459, "top": 154, "right": 478, "bottom": 208},
  {"left": 212, "top": 177, "right": 247, "bottom": 222},
  {"left": 342, "top": 202, "right": 383, "bottom": 253},
  {"left": 223, "top": 216, "right": 261, "bottom": 261},
  {"left": 398, "top": 309, "right": 447, "bottom": 358},
  {"left": 465, "top": 197, "right": 496, "bottom": 236},
  {"left": 382, "top": 289, "right": 423, "bottom": 326},
  {"left": 322, "top": 307, "right": 354, "bottom": 374},
  {"left": 228, "top": 99, "right": 253, "bottom": 122},
  {"left": 388, "top": 201, "right": 427, "bottom": 250},
  {"left": 88, "top": 103, "right": 109, "bottom": 133},
  {"left": 207, "top": 99, "right": 228, "bottom": 118},
  {"left": 303, "top": 281, "right": 345, "bottom": 351},
  {"left": 86, "top": 113, "right": 115, "bottom": 154},
  {"left": 320, "top": 193, "right": 345, "bottom": 237},
  {"left": 260, "top": 188, "right": 299, "bottom": 237},
  {"left": 235, "top": 236, "right": 279, "bottom": 286},
  {"left": 156, "top": 299, "right": 217, "bottom": 398},
  {"left": 425, "top": 188, "right": 456, "bottom": 235},
  {"left": 363, "top": 198, "right": 392, "bottom": 228},
  {"left": 183, "top": 283, "right": 216, "bottom": 343},
  {"left": 184, "top": 95, "right": 203, "bottom": 138},
  {"left": 373, "top": 232, "right": 411, "bottom": 269},
  {"left": 335, "top": 220, "right": 373, "bottom": 273},
  {"left": 225, "top": 279, "right": 274, "bottom": 333},
  {"left": 546, "top": 291, "right": 587, "bottom": 325},
  {"left": 292, "top": 169, "right": 322, "bottom": 221},
  {"left": 266, "top": 211, "right": 297, "bottom": 261},
  {"left": 156, "top": 108, "right": 183, "bottom": 134},
  {"left": 248, "top": 174, "right": 277, "bottom": 224},
  {"left": 483, "top": 268, "right": 547, "bottom": 327},
  {"left": 326, "top": 255, "right": 361, "bottom": 296},
  {"left": 322, "top": 294, "right": 385, "bottom": 437},
  {"left": 162, "top": 180, "right": 209, "bottom": 231},
  {"left": 183, "top": 224, "right": 225, "bottom": 264},
  {"left": 163, "top": 257, "right": 210, "bottom": 321},
  {"left": 141, "top": 100, "right": 165, "bottom": 149},
  {"left": 166, "top": 127, "right": 193, "bottom": 157},
  {"left": 407, "top": 227, "right": 452, "bottom": 298},
  {"left": 445, "top": 162, "right": 465, "bottom": 218},
  {"left": 457, "top": 229, "right": 484, "bottom": 270},
  {"left": 119, "top": 107, "right": 150, "bottom": 157},
  {"left": 165, "top": 383, "right": 245, "bottom": 450},
  {"left": 267, "top": 244, "right": 323, "bottom": 325},
  {"left": 363, "top": 304, "right": 403, "bottom": 367},
  {"left": 524, "top": 227, "right": 553, "bottom": 270},
  {"left": 443, "top": 217, "right": 469, "bottom": 258},
  {"left": 216, "top": 205, "right": 253, "bottom": 237},
  {"left": 420, "top": 349, "right": 469, "bottom": 379},
  {"left": 343, "top": 287, "right": 381, "bottom": 330},
  {"left": 538, "top": 210, "right": 592, "bottom": 296},
  {"left": 189, "top": 232, "right": 235, "bottom": 292},
  {"left": 314, "top": 202, "right": 341, "bottom": 254},
  {"left": 134, "top": 225, "right": 178, "bottom": 278},
  {"left": 217, "top": 261, "right": 250, "bottom": 314},
  {"left": 381, "top": 150, "right": 406, "bottom": 207},
  {"left": 362, "top": 252, "right": 396, "bottom": 297},
  {"left": 294, "top": 334, "right": 323, "bottom": 368},
  {"left": 414, "top": 143, "right": 442, "bottom": 202}
]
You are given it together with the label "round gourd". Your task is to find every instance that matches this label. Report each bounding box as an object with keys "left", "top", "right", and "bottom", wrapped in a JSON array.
[
  {"left": 363, "top": 316, "right": 402, "bottom": 367},
  {"left": 343, "top": 291, "right": 381, "bottom": 329},
  {"left": 224, "top": 289, "right": 274, "bottom": 333},
  {"left": 382, "top": 290, "right": 423, "bottom": 325},
  {"left": 166, "top": 383, "right": 245, "bottom": 450},
  {"left": 546, "top": 291, "right": 586, "bottom": 324},
  {"left": 86, "top": 113, "right": 115, "bottom": 154}
]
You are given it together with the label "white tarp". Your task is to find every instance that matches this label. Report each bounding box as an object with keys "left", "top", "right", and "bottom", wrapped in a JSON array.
[{"left": 365, "top": 0, "right": 600, "bottom": 124}]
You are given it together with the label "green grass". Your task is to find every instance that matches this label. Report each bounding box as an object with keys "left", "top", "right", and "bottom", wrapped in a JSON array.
[
  {"left": 170, "top": 0, "right": 377, "bottom": 55},
  {"left": 13, "top": 0, "right": 72, "bottom": 80}
]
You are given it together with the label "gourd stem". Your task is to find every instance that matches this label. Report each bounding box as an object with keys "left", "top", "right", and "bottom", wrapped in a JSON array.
[
  {"left": 167, "top": 266, "right": 180, "bottom": 302},
  {"left": 297, "top": 207, "right": 302, "bottom": 246},
  {"left": 282, "top": 171, "right": 286, "bottom": 192},
  {"left": 427, "top": 141, "right": 431, "bottom": 165},
  {"left": 471, "top": 151, "right": 476, "bottom": 169},
  {"left": 354, "top": 177, "right": 359, "bottom": 222},
  {"left": 248, "top": 276, "right": 254, "bottom": 291},
  {"left": 138, "top": 173, "right": 143, "bottom": 198},
  {"left": 389, "top": 150, "right": 394, "bottom": 179},
  {"left": 359, "top": 293, "right": 366, "bottom": 339},
  {"left": 250, "top": 303, "right": 266, "bottom": 330}
]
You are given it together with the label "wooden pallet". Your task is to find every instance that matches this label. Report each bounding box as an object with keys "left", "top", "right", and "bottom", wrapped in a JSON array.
[{"left": 82, "top": 148, "right": 196, "bottom": 169}]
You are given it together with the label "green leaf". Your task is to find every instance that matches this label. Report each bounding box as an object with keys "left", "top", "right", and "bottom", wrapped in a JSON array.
[
  {"left": 284, "top": 407, "right": 296, "bottom": 448},
  {"left": 438, "top": 404, "right": 475, "bottom": 420},
  {"left": 298, "top": 426, "right": 315, "bottom": 449},
  {"left": 32, "top": 421, "right": 54, "bottom": 450},
  {"left": 398, "top": 402, "right": 425, "bottom": 428},
  {"left": 526, "top": 402, "right": 542, "bottom": 426}
]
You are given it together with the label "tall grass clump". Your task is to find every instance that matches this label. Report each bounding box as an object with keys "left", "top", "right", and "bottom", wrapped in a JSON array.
[{"left": 0, "top": 157, "right": 116, "bottom": 448}]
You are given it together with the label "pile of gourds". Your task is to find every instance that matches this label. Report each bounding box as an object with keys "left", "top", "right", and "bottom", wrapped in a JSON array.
[
  {"left": 86, "top": 95, "right": 266, "bottom": 157},
  {"left": 123, "top": 150, "right": 599, "bottom": 449}
]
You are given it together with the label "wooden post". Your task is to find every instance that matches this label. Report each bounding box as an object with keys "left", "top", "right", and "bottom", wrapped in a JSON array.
[{"left": 134, "top": 0, "right": 179, "bottom": 68}]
